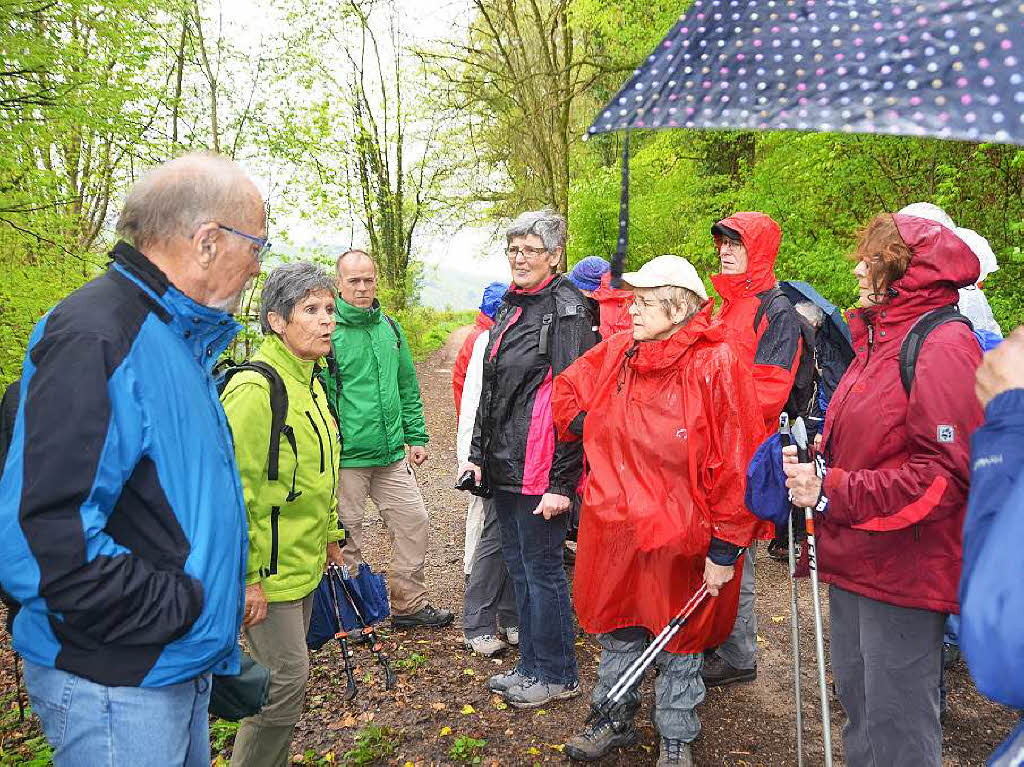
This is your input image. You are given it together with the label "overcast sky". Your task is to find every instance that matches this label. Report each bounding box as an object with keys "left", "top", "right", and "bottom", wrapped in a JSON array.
[{"left": 216, "top": 0, "right": 511, "bottom": 301}]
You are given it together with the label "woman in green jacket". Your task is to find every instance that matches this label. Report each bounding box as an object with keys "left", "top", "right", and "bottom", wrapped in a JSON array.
[{"left": 222, "top": 262, "right": 345, "bottom": 767}]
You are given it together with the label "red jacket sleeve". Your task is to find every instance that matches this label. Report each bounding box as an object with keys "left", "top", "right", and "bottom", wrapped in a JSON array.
[
  {"left": 700, "top": 344, "right": 767, "bottom": 547},
  {"left": 552, "top": 338, "right": 615, "bottom": 443},
  {"left": 451, "top": 329, "right": 480, "bottom": 419},
  {"left": 825, "top": 328, "right": 982, "bottom": 530}
]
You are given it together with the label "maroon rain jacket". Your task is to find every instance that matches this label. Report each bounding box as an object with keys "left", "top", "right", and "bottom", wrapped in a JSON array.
[{"left": 818, "top": 214, "right": 983, "bottom": 614}]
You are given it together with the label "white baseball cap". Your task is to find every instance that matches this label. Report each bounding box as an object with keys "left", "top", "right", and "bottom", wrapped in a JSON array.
[{"left": 621, "top": 255, "right": 708, "bottom": 301}]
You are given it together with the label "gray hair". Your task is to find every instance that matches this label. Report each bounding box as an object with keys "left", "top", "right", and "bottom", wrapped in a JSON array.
[
  {"left": 637, "top": 285, "right": 704, "bottom": 325},
  {"left": 116, "top": 152, "right": 256, "bottom": 250},
  {"left": 794, "top": 300, "right": 825, "bottom": 329},
  {"left": 259, "top": 262, "right": 336, "bottom": 335},
  {"left": 506, "top": 209, "right": 568, "bottom": 253}
]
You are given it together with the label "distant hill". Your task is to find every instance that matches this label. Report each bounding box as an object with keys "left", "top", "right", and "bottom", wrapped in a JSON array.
[{"left": 418, "top": 264, "right": 504, "bottom": 311}]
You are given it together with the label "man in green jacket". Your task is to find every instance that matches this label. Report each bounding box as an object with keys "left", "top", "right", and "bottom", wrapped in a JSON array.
[{"left": 322, "top": 249, "right": 453, "bottom": 629}]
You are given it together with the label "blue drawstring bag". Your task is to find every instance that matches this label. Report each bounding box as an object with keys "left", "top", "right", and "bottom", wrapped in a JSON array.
[
  {"left": 306, "top": 564, "right": 390, "bottom": 651},
  {"left": 745, "top": 433, "right": 790, "bottom": 526}
]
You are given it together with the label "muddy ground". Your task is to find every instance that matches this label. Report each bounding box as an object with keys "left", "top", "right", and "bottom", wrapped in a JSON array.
[{"left": 1, "top": 327, "right": 1017, "bottom": 766}]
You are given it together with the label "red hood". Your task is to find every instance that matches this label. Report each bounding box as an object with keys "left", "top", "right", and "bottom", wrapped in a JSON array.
[
  {"left": 593, "top": 271, "right": 633, "bottom": 302},
  {"left": 710, "top": 212, "right": 783, "bottom": 300},
  {"left": 850, "top": 214, "right": 982, "bottom": 335},
  {"left": 886, "top": 214, "right": 981, "bottom": 317},
  {"left": 473, "top": 312, "right": 496, "bottom": 331}
]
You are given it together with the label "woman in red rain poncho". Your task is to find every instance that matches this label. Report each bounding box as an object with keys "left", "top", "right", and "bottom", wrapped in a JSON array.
[{"left": 554, "top": 256, "right": 764, "bottom": 767}]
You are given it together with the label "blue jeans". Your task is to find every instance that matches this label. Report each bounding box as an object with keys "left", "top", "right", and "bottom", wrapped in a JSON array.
[
  {"left": 23, "top": 660, "right": 212, "bottom": 767},
  {"left": 493, "top": 490, "right": 577, "bottom": 685}
]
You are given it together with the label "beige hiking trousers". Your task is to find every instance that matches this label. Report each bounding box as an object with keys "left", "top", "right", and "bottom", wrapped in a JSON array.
[
  {"left": 231, "top": 595, "right": 314, "bottom": 767},
  {"left": 337, "top": 458, "right": 429, "bottom": 615}
]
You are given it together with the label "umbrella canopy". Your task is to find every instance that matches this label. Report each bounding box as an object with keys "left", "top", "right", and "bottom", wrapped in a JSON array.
[{"left": 587, "top": 0, "right": 1024, "bottom": 145}]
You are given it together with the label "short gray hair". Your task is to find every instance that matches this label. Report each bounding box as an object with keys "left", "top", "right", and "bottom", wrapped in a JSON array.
[
  {"left": 637, "top": 285, "right": 704, "bottom": 325},
  {"left": 116, "top": 152, "right": 256, "bottom": 250},
  {"left": 259, "top": 262, "right": 336, "bottom": 335},
  {"left": 794, "top": 300, "right": 825, "bottom": 328},
  {"left": 506, "top": 209, "right": 568, "bottom": 253}
]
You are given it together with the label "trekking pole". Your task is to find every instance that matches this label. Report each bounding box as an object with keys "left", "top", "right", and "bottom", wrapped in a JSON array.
[
  {"left": 790, "top": 416, "right": 833, "bottom": 767},
  {"left": 779, "top": 413, "right": 805, "bottom": 767},
  {"left": 588, "top": 584, "right": 710, "bottom": 727},
  {"left": 324, "top": 568, "right": 358, "bottom": 701},
  {"left": 330, "top": 565, "right": 397, "bottom": 690}
]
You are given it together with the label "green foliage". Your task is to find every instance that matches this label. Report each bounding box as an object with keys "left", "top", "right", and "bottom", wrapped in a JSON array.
[
  {"left": 0, "top": 699, "right": 53, "bottom": 766},
  {"left": 449, "top": 736, "right": 487, "bottom": 763},
  {"left": 393, "top": 651, "right": 428, "bottom": 673},
  {"left": 342, "top": 724, "right": 400, "bottom": 766},
  {"left": 391, "top": 308, "right": 476, "bottom": 361},
  {"left": 569, "top": 129, "right": 1024, "bottom": 330},
  {"left": 209, "top": 718, "right": 241, "bottom": 755}
]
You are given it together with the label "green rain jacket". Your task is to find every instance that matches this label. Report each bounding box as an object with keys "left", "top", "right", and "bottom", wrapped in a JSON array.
[
  {"left": 322, "top": 299, "right": 429, "bottom": 468},
  {"left": 221, "top": 334, "right": 345, "bottom": 602}
]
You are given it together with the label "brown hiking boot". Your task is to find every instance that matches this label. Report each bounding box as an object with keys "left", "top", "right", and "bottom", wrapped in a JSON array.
[
  {"left": 700, "top": 654, "right": 756, "bottom": 688},
  {"left": 565, "top": 717, "right": 637, "bottom": 761},
  {"left": 656, "top": 738, "right": 694, "bottom": 767}
]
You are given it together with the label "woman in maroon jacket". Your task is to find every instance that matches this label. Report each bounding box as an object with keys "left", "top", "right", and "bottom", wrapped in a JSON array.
[{"left": 784, "top": 213, "right": 983, "bottom": 766}]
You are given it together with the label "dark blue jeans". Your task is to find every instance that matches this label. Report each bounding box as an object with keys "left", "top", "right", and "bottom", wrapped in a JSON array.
[{"left": 493, "top": 490, "right": 578, "bottom": 685}]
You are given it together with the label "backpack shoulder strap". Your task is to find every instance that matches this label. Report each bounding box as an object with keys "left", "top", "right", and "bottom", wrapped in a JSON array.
[
  {"left": 898, "top": 306, "right": 974, "bottom": 396},
  {"left": 383, "top": 315, "right": 402, "bottom": 348},
  {"left": 223, "top": 361, "right": 289, "bottom": 482},
  {"left": 753, "top": 287, "right": 788, "bottom": 332}
]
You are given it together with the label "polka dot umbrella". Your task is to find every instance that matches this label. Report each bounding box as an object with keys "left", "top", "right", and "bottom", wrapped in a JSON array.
[{"left": 589, "top": 0, "right": 1024, "bottom": 281}]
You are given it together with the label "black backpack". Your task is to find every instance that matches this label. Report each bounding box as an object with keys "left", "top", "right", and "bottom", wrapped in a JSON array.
[
  {"left": 898, "top": 305, "right": 974, "bottom": 395},
  {"left": 215, "top": 361, "right": 301, "bottom": 502},
  {"left": 752, "top": 284, "right": 853, "bottom": 424}
]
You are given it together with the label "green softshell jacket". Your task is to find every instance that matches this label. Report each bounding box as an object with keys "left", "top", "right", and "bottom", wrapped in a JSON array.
[
  {"left": 322, "top": 299, "right": 429, "bottom": 468},
  {"left": 221, "top": 334, "right": 344, "bottom": 602}
]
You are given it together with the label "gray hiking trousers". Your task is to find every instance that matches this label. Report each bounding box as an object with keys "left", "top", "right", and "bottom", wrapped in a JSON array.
[
  {"left": 463, "top": 497, "right": 517, "bottom": 638},
  {"left": 829, "top": 585, "right": 945, "bottom": 766},
  {"left": 592, "top": 627, "right": 704, "bottom": 742},
  {"left": 716, "top": 541, "right": 758, "bottom": 669}
]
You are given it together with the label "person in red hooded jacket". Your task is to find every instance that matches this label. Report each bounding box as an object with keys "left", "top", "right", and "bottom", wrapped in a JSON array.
[
  {"left": 593, "top": 271, "right": 634, "bottom": 338},
  {"left": 554, "top": 256, "right": 765, "bottom": 767},
  {"left": 702, "top": 212, "right": 804, "bottom": 688},
  {"left": 784, "top": 213, "right": 983, "bottom": 766}
]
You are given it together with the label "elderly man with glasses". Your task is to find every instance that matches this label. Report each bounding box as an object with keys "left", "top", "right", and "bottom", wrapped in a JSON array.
[{"left": 0, "top": 152, "right": 265, "bottom": 766}]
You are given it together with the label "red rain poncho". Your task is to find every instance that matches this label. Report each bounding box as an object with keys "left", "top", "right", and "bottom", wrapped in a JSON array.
[
  {"left": 552, "top": 303, "right": 765, "bottom": 652},
  {"left": 592, "top": 272, "right": 634, "bottom": 339}
]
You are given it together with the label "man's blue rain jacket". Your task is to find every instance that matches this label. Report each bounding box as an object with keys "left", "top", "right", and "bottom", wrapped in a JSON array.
[
  {"left": 0, "top": 242, "right": 247, "bottom": 687},
  {"left": 959, "top": 388, "right": 1024, "bottom": 764}
]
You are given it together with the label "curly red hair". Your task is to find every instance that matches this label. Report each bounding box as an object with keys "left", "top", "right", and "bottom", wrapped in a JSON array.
[{"left": 852, "top": 214, "right": 912, "bottom": 298}]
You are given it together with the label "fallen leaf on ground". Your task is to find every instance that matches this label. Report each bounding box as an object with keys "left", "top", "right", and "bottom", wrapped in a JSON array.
[
  {"left": 440, "top": 726, "right": 452, "bottom": 736},
  {"left": 461, "top": 704, "right": 476, "bottom": 714},
  {"left": 327, "top": 713, "right": 358, "bottom": 729},
  {"left": 771, "top": 615, "right": 785, "bottom": 623},
  {"left": 431, "top": 702, "right": 446, "bottom": 711}
]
